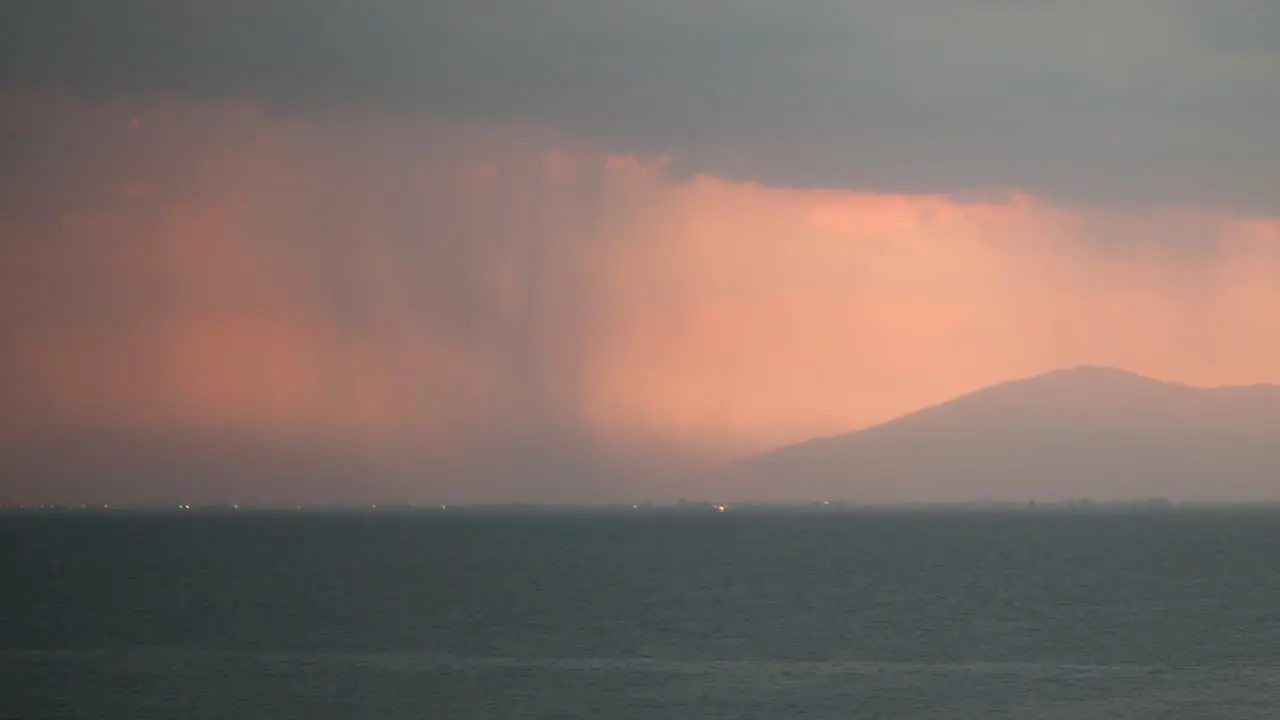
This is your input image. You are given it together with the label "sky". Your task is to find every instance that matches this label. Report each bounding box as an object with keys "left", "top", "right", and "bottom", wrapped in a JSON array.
[{"left": 2, "top": 1, "right": 1279, "bottom": 505}]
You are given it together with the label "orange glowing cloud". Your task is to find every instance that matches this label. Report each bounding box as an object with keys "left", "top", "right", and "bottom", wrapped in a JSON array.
[
  {"left": 3, "top": 94, "right": 1280, "bottom": 503},
  {"left": 582, "top": 179, "right": 1280, "bottom": 456}
]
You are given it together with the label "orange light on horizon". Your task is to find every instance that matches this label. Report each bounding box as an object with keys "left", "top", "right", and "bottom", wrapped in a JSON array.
[{"left": 2, "top": 94, "right": 1279, "bottom": 473}]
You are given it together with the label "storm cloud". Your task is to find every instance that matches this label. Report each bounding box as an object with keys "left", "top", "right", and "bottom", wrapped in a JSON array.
[
  {"left": 4, "top": 1, "right": 1280, "bottom": 212},
  {"left": 2, "top": 4, "right": 1280, "bottom": 505}
]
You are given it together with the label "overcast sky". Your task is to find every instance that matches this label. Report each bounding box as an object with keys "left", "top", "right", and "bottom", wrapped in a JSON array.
[
  {"left": 7, "top": 1, "right": 1280, "bottom": 210},
  {"left": 2, "top": 2, "right": 1279, "bottom": 504}
]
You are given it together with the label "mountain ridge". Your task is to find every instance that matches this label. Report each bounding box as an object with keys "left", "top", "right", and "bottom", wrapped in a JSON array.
[{"left": 711, "top": 366, "right": 1280, "bottom": 503}]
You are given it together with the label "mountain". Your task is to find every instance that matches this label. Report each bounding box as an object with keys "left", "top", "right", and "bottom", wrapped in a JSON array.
[{"left": 710, "top": 366, "right": 1280, "bottom": 503}]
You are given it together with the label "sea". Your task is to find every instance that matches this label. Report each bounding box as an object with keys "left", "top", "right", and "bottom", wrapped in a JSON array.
[{"left": 2, "top": 507, "right": 1278, "bottom": 718}]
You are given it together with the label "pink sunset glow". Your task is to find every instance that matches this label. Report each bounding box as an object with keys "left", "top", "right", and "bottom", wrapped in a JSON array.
[{"left": 3, "top": 94, "right": 1279, "bottom": 503}]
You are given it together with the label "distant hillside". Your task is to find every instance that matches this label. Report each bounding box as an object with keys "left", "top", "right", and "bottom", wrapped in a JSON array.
[{"left": 710, "top": 367, "right": 1280, "bottom": 503}]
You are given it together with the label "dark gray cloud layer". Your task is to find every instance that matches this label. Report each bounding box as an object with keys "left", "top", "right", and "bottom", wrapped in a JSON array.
[{"left": 4, "top": 1, "right": 1279, "bottom": 212}]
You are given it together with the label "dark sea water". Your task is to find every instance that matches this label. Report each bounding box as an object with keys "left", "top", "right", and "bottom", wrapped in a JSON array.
[{"left": 2, "top": 508, "right": 1279, "bottom": 718}]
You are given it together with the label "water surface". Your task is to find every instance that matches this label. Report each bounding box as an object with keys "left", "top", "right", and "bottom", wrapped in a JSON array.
[{"left": 3, "top": 508, "right": 1277, "bottom": 718}]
